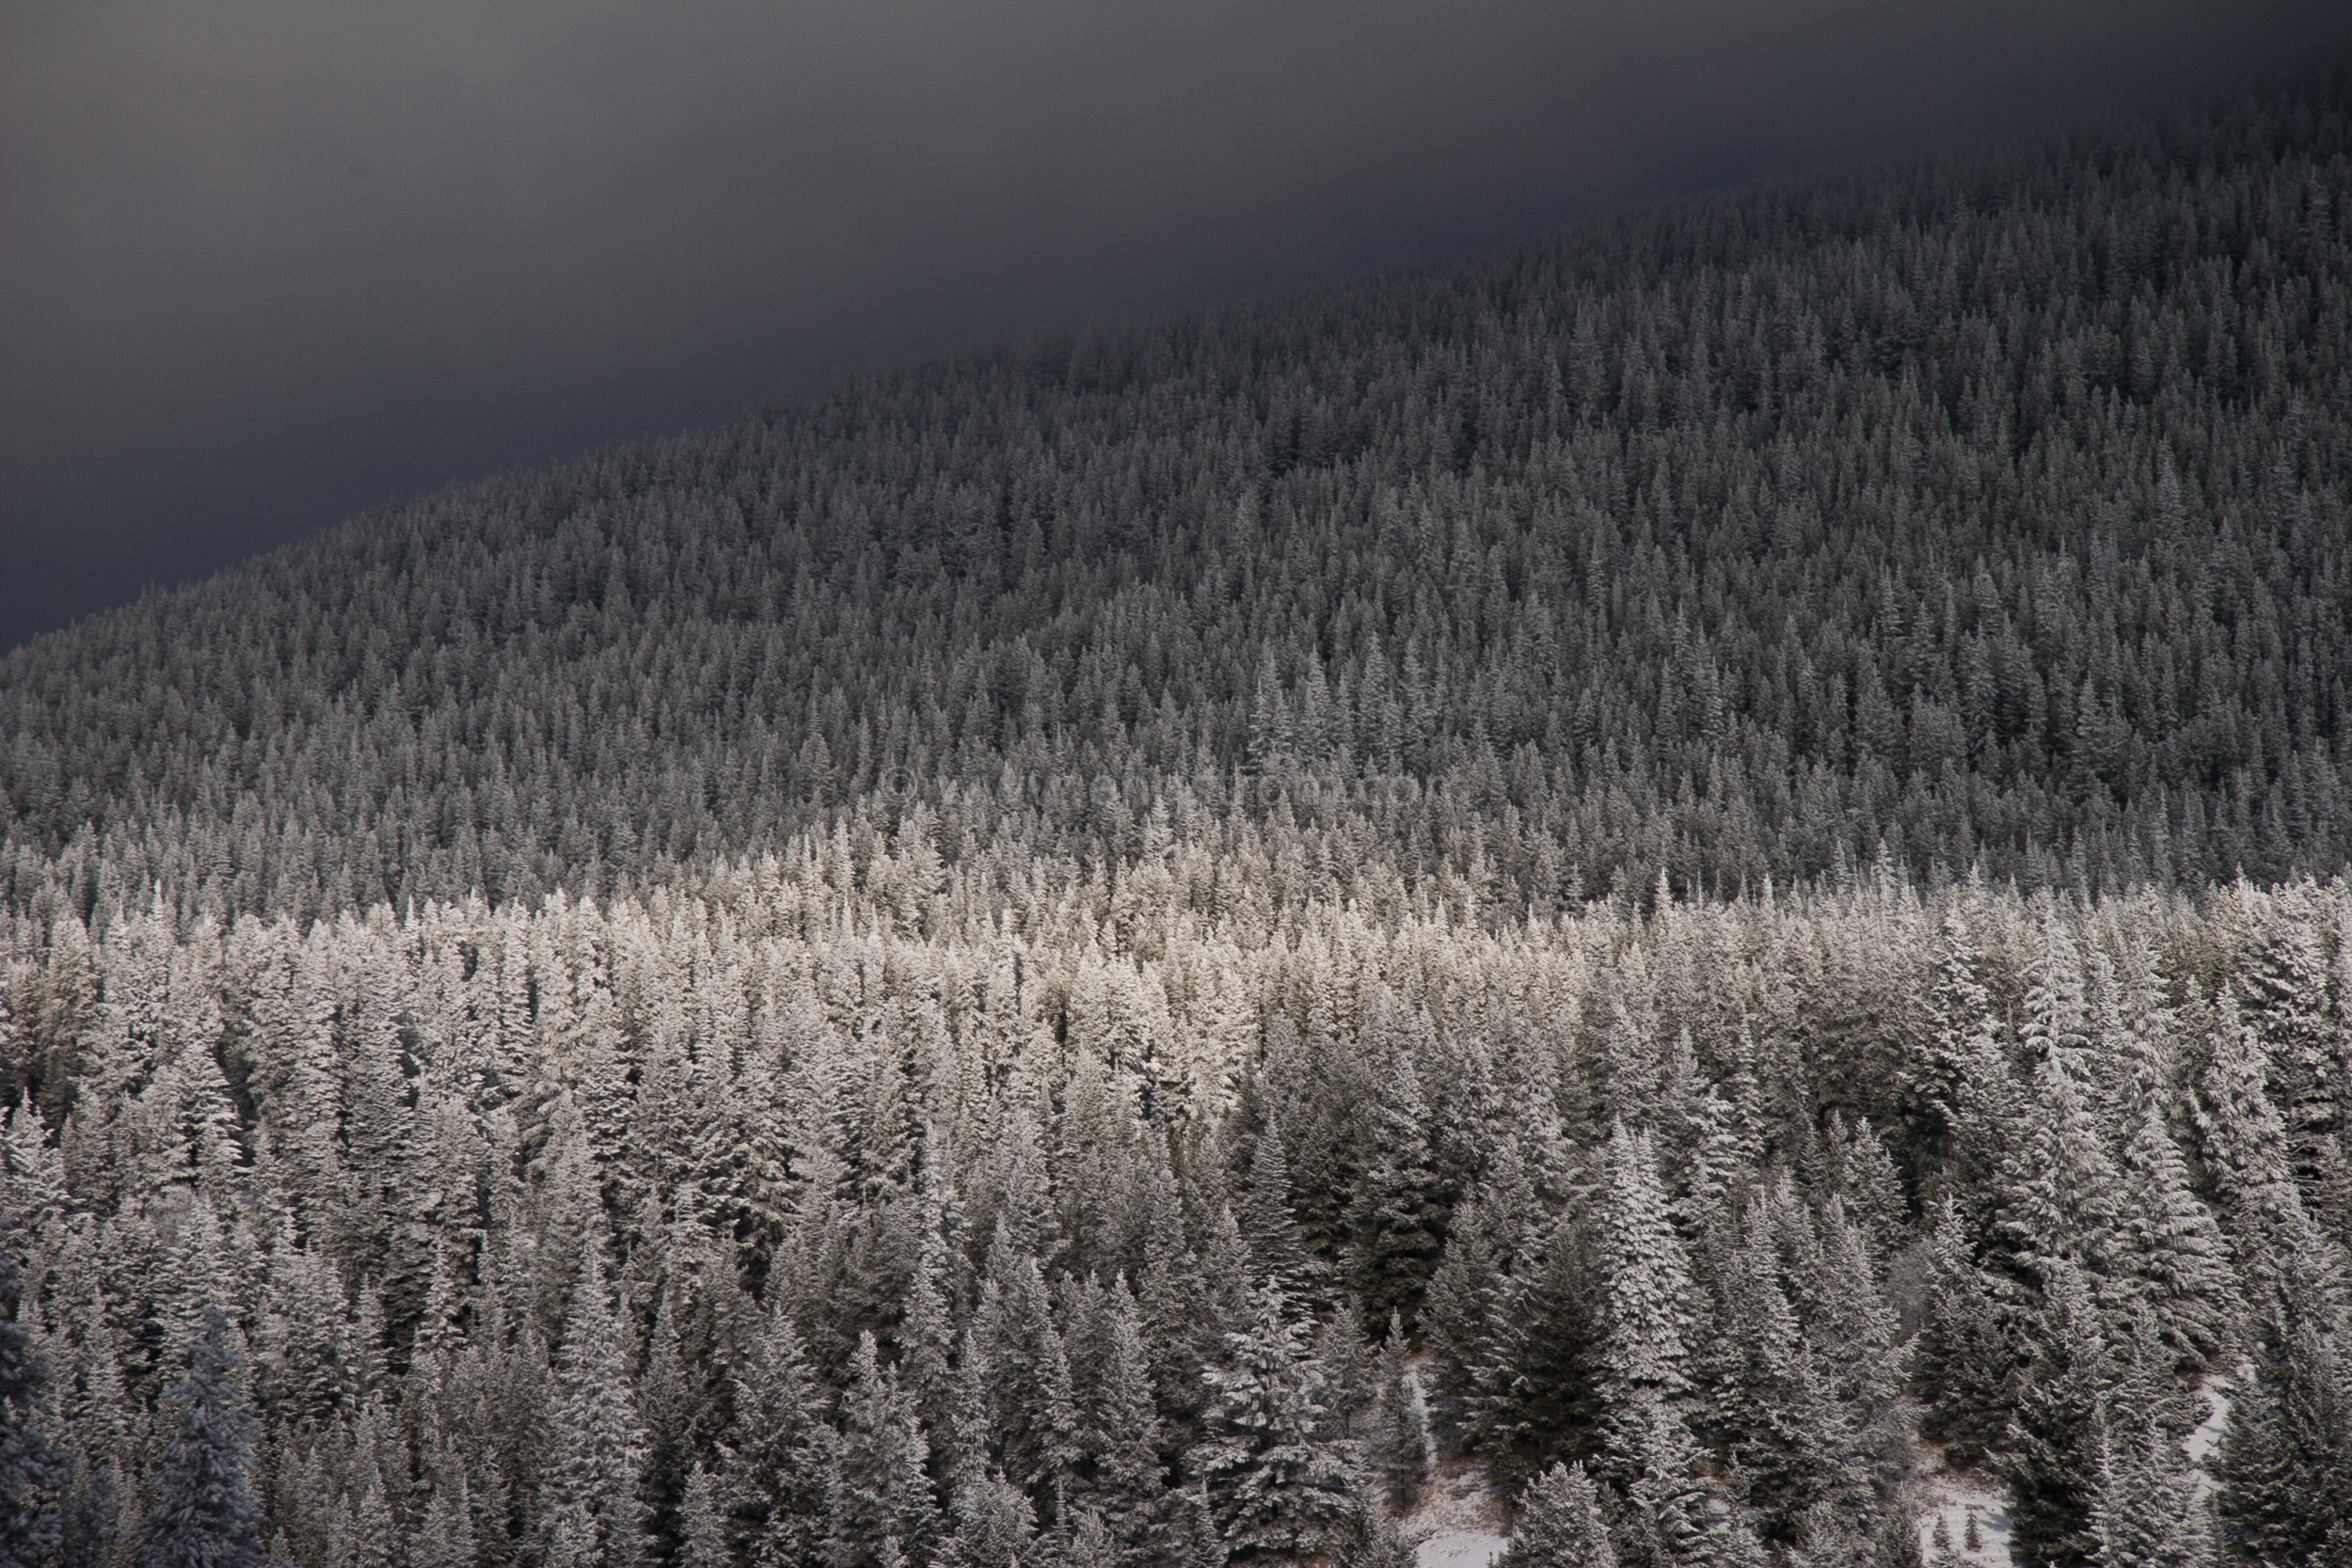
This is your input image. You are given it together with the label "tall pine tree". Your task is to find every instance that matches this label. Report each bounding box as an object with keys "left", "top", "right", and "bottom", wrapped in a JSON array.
[
  {"left": 0, "top": 1234, "right": 63, "bottom": 1568},
  {"left": 140, "top": 1307, "right": 265, "bottom": 1568}
]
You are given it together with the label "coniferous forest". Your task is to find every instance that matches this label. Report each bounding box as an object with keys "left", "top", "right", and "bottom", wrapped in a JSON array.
[{"left": 5, "top": 69, "right": 2352, "bottom": 1568}]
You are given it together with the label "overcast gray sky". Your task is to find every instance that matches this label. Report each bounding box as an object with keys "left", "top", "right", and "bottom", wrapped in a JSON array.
[{"left": 4, "top": 0, "right": 2347, "bottom": 654}]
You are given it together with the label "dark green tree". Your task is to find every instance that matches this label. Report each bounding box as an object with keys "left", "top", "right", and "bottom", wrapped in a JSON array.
[
  {"left": 1346, "top": 1050, "right": 1448, "bottom": 1333},
  {"left": 139, "top": 1307, "right": 265, "bottom": 1568},
  {"left": 2001, "top": 1263, "right": 2106, "bottom": 1568},
  {"left": 0, "top": 1234, "right": 63, "bottom": 1568}
]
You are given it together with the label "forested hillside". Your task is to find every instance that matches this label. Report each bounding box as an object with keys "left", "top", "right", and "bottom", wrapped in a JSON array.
[
  {"left": 6, "top": 76, "right": 2352, "bottom": 923},
  {"left": 3, "top": 71, "right": 2352, "bottom": 1568}
]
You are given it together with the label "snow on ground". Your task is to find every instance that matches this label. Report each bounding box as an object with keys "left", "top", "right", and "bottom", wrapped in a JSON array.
[
  {"left": 2182, "top": 1367, "right": 2240, "bottom": 1481},
  {"left": 1413, "top": 1528, "right": 1512, "bottom": 1568},
  {"left": 1907, "top": 1369, "right": 2235, "bottom": 1563},
  {"left": 1399, "top": 1450, "right": 1508, "bottom": 1568},
  {"left": 1915, "top": 1470, "right": 2015, "bottom": 1565},
  {"left": 1400, "top": 1456, "right": 1508, "bottom": 1568},
  {"left": 1396, "top": 1362, "right": 1512, "bottom": 1568}
]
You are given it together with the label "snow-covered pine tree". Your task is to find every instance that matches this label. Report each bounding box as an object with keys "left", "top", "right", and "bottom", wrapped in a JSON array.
[
  {"left": 2189, "top": 991, "right": 2300, "bottom": 1273},
  {"left": 2001, "top": 1261, "right": 2106, "bottom": 1568},
  {"left": 945, "top": 1468, "right": 1037, "bottom": 1568},
  {"left": 139, "top": 1306, "right": 266, "bottom": 1568},
  {"left": 721, "top": 1306, "right": 839, "bottom": 1568},
  {"left": 1235, "top": 1123, "right": 1321, "bottom": 1311},
  {"left": 1503, "top": 1460, "right": 1615, "bottom": 1568},
  {"left": 1365, "top": 1312, "right": 1427, "bottom": 1513},
  {"left": 540, "top": 1247, "right": 649, "bottom": 1566},
  {"left": 55, "top": 1458, "right": 114, "bottom": 1568},
  {"left": 2085, "top": 1318, "right": 2207, "bottom": 1568},
  {"left": 1911, "top": 1195, "right": 2009, "bottom": 1465},
  {"left": 2108, "top": 1070, "right": 2232, "bottom": 1375},
  {"left": 832, "top": 1331, "right": 941, "bottom": 1568},
  {"left": 2233, "top": 891, "right": 2340, "bottom": 1216},
  {"left": 967, "top": 1222, "right": 1083, "bottom": 1515},
  {"left": 1071, "top": 1275, "right": 1170, "bottom": 1563},
  {"left": 1987, "top": 924, "right": 2122, "bottom": 1308},
  {"left": 0, "top": 1233, "right": 64, "bottom": 1568},
  {"left": 1346, "top": 1048, "right": 1448, "bottom": 1333},
  {"left": 2215, "top": 1243, "right": 2352, "bottom": 1565},
  {"left": 1595, "top": 1121, "right": 1694, "bottom": 1409},
  {"left": 1193, "top": 1278, "right": 1362, "bottom": 1566},
  {"left": 678, "top": 1464, "right": 727, "bottom": 1568},
  {"left": 1592, "top": 1122, "right": 1712, "bottom": 1567},
  {"left": 1715, "top": 1210, "right": 1837, "bottom": 1544}
]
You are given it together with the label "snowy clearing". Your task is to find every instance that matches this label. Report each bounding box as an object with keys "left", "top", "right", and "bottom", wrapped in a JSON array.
[
  {"left": 1916, "top": 1472, "right": 2015, "bottom": 1565},
  {"left": 1403, "top": 1455, "right": 1510, "bottom": 1568}
]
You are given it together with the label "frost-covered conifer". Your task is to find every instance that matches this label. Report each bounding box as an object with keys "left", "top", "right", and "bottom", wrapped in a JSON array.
[
  {"left": 1193, "top": 1279, "right": 1361, "bottom": 1566},
  {"left": 1235, "top": 1124, "right": 1320, "bottom": 1310},
  {"left": 541, "top": 1248, "right": 649, "bottom": 1566},
  {"left": 1347, "top": 1051, "right": 1448, "bottom": 1332},
  {"left": 678, "top": 1464, "right": 727, "bottom": 1568},
  {"left": 139, "top": 1307, "right": 265, "bottom": 1568},
  {"left": 1504, "top": 1461, "right": 1614, "bottom": 1568},
  {"left": 0, "top": 1236, "right": 64, "bottom": 1568},
  {"left": 723, "top": 1307, "right": 838, "bottom": 1568},
  {"left": 832, "top": 1333, "right": 940, "bottom": 1568}
]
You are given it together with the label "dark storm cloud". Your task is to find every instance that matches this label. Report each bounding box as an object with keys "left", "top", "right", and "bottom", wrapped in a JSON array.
[{"left": 4, "top": 0, "right": 2347, "bottom": 652}]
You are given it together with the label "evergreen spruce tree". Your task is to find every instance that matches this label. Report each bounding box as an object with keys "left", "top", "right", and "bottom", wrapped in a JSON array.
[
  {"left": 898, "top": 1138, "right": 963, "bottom": 1453},
  {"left": 1869, "top": 1504, "right": 1926, "bottom": 1568},
  {"left": 1073, "top": 1277, "right": 1169, "bottom": 1564},
  {"left": 944, "top": 1470, "right": 1036, "bottom": 1568},
  {"left": 0, "top": 1235, "right": 64, "bottom": 1568},
  {"left": 541, "top": 1247, "right": 650, "bottom": 1567},
  {"left": 679, "top": 1464, "right": 728, "bottom": 1568},
  {"left": 2108, "top": 1070, "right": 2232, "bottom": 1374},
  {"left": 968, "top": 1223, "right": 1082, "bottom": 1516},
  {"left": 1503, "top": 1461, "right": 1615, "bottom": 1568},
  {"left": 2002, "top": 1262, "right": 2106, "bottom": 1568},
  {"left": 1192, "top": 1279, "right": 1361, "bottom": 1567},
  {"left": 1465, "top": 1211, "right": 1605, "bottom": 1491},
  {"left": 1912, "top": 1195, "right": 2010, "bottom": 1466},
  {"left": 639, "top": 1286, "right": 702, "bottom": 1564},
  {"left": 1809, "top": 1196, "right": 1906, "bottom": 1507},
  {"left": 411, "top": 1475, "right": 479, "bottom": 1568},
  {"left": 1341, "top": 1515, "right": 1416, "bottom": 1568},
  {"left": 56, "top": 1459, "right": 115, "bottom": 1568},
  {"left": 2087, "top": 1321, "right": 2210, "bottom": 1568},
  {"left": 832, "top": 1332, "right": 941, "bottom": 1568},
  {"left": 1609, "top": 1394, "right": 1713, "bottom": 1568},
  {"left": 140, "top": 1307, "right": 266, "bottom": 1568},
  {"left": 2216, "top": 1247, "right": 2352, "bottom": 1565},
  {"left": 1315, "top": 1298, "right": 1377, "bottom": 1441},
  {"left": 2189, "top": 992, "right": 2302, "bottom": 1275},
  {"left": 1716, "top": 1212, "right": 1837, "bottom": 1543},
  {"left": 1234, "top": 1125, "right": 1320, "bottom": 1313},
  {"left": 723, "top": 1306, "right": 840, "bottom": 1568},
  {"left": 1594, "top": 1124, "right": 1694, "bottom": 1416},
  {"left": 1365, "top": 1314, "right": 1426, "bottom": 1514},
  {"left": 1587, "top": 1121, "right": 1714, "bottom": 1564},
  {"left": 1910, "top": 910, "right": 1996, "bottom": 1162},
  {"left": 1346, "top": 1052, "right": 1448, "bottom": 1333},
  {"left": 1988, "top": 927, "right": 2121, "bottom": 1305},
  {"left": 2234, "top": 897, "right": 2341, "bottom": 1213}
]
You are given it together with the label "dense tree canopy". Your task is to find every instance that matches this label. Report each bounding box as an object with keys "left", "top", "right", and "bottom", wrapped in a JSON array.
[
  {"left": 5, "top": 76, "right": 2352, "bottom": 931},
  {"left": 1, "top": 69, "right": 2349, "bottom": 1568}
]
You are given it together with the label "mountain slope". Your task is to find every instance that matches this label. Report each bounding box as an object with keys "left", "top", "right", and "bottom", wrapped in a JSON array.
[{"left": 5, "top": 75, "right": 2352, "bottom": 927}]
